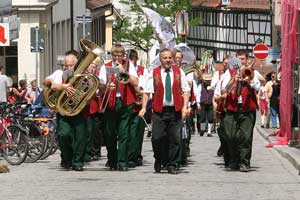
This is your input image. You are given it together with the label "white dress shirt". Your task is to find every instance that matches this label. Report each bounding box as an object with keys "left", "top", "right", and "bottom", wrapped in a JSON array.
[
  {"left": 99, "top": 60, "right": 138, "bottom": 97},
  {"left": 193, "top": 80, "right": 202, "bottom": 104},
  {"left": 46, "top": 70, "right": 63, "bottom": 84},
  {"left": 144, "top": 67, "right": 190, "bottom": 106}
]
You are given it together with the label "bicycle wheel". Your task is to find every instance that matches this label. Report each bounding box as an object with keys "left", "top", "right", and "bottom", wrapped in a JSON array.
[
  {"left": 39, "top": 134, "right": 54, "bottom": 160},
  {"left": 25, "top": 123, "right": 47, "bottom": 163},
  {"left": 1, "top": 125, "right": 29, "bottom": 165}
]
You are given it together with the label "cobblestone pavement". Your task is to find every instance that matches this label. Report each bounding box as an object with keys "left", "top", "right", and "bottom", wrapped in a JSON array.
[{"left": 1, "top": 126, "right": 300, "bottom": 200}]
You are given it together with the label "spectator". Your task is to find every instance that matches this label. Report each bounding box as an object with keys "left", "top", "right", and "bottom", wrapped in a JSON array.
[
  {"left": 0, "top": 66, "right": 12, "bottom": 103},
  {"left": 258, "top": 81, "right": 268, "bottom": 128},
  {"left": 25, "top": 79, "right": 41, "bottom": 104}
]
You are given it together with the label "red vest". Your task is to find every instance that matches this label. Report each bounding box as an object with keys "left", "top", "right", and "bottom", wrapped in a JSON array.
[
  {"left": 137, "top": 65, "right": 144, "bottom": 77},
  {"left": 152, "top": 66, "right": 184, "bottom": 113},
  {"left": 225, "top": 70, "right": 258, "bottom": 112},
  {"left": 104, "top": 60, "right": 137, "bottom": 110}
]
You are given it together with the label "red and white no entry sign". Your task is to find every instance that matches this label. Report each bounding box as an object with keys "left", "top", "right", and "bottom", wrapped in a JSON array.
[{"left": 253, "top": 44, "right": 269, "bottom": 60}]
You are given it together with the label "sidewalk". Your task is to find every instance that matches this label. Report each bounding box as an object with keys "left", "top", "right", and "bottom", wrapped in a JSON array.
[{"left": 256, "top": 125, "right": 300, "bottom": 174}]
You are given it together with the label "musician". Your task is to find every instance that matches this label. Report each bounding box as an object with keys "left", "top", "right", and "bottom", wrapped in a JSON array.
[
  {"left": 221, "top": 56, "right": 261, "bottom": 172},
  {"left": 127, "top": 49, "right": 147, "bottom": 167},
  {"left": 173, "top": 49, "right": 195, "bottom": 166},
  {"left": 139, "top": 48, "right": 190, "bottom": 174},
  {"left": 84, "top": 57, "right": 102, "bottom": 162},
  {"left": 45, "top": 50, "right": 87, "bottom": 171},
  {"left": 195, "top": 73, "right": 214, "bottom": 137},
  {"left": 212, "top": 55, "right": 230, "bottom": 157},
  {"left": 99, "top": 44, "right": 139, "bottom": 171}
]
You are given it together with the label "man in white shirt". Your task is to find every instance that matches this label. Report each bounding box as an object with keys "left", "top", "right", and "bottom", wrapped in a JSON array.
[
  {"left": 0, "top": 66, "right": 12, "bottom": 103},
  {"left": 139, "top": 48, "right": 190, "bottom": 174}
]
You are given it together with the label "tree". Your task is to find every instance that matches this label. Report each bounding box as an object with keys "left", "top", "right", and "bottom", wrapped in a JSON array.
[{"left": 114, "top": 0, "right": 194, "bottom": 53}]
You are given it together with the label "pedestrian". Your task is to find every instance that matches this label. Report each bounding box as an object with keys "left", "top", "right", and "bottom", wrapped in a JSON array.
[
  {"left": 258, "top": 81, "right": 268, "bottom": 128},
  {"left": 0, "top": 66, "right": 12, "bottom": 103},
  {"left": 139, "top": 48, "right": 190, "bottom": 174}
]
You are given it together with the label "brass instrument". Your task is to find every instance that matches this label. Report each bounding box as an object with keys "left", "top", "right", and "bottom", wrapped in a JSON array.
[
  {"left": 44, "top": 39, "right": 104, "bottom": 116},
  {"left": 181, "top": 61, "right": 202, "bottom": 75},
  {"left": 241, "top": 58, "right": 255, "bottom": 81},
  {"left": 98, "top": 60, "right": 128, "bottom": 113}
]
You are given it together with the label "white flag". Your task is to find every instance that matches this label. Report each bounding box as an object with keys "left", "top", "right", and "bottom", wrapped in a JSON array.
[{"left": 141, "top": 7, "right": 176, "bottom": 49}]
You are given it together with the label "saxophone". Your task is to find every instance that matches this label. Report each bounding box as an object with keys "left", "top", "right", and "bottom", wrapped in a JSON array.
[{"left": 44, "top": 39, "right": 104, "bottom": 116}]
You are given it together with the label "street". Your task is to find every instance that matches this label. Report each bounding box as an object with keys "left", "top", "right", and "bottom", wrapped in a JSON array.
[{"left": 1, "top": 125, "right": 300, "bottom": 200}]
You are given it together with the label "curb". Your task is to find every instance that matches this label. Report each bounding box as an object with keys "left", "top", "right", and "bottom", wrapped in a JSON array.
[{"left": 256, "top": 127, "right": 300, "bottom": 173}]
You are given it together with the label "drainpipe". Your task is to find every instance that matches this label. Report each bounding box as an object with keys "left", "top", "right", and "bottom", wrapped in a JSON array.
[{"left": 70, "top": 0, "right": 74, "bottom": 50}]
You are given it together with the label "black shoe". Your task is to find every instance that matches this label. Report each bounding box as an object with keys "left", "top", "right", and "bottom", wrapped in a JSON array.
[
  {"left": 207, "top": 133, "right": 213, "bottom": 137},
  {"left": 72, "top": 166, "right": 83, "bottom": 171},
  {"left": 199, "top": 130, "right": 205, "bottom": 136},
  {"left": 118, "top": 166, "right": 128, "bottom": 171},
  {"left": 147, "top": 131, "right": 152, "bottom": 138},
  {"left": 60, "top": 160, "right": 72, "bottom": 169},
  {"left": 154, "top": 160, "right": 161, "bottom": 173},
  {"left": 217, "top": 146, "right": 224, "bottom": 157},
  {"left": 239, "top": 164, "right": 250, "bottom": 172},
  {"left": 136, "top": 158, "right": 143, "bottom": 166},
  {"left": 168, "top": 166, "right": 177, "bottom": 175},
  {"left": 260, "top": 125, "right": 265, "bottom": 128},
  {"left": 128, "top": 161, "right": 137, "bottom": 168}
]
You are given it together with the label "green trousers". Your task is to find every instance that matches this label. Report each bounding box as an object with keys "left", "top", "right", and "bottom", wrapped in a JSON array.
[
  {"left": 128, "top": 112, "right": 146, "bottom": 163},
  {"left": 223, "top": 107, "right": 256, "bottom": 167},
  {"left": 57, "top": 113, "right": 86, "bottom": 167},
  {"left": 84, "top": 114, "right": 97, "bottom": 161},
  {"left": 103, "top": 98, "right": 134, "bottom": 168}
]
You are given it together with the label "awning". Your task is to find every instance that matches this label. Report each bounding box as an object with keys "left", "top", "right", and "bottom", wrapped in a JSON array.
[
  {"left": 226, "top": 0, "right": 271, "bottom": 11},
  {"left": 86, "top": 0, "right": 112, "bottom": 12},
  {"left": 191, "top": 0, "right": 221, "bottom": 8}
]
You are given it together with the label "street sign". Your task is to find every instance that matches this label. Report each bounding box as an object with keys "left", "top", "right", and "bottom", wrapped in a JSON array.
[
  {"left": 30, "top": 27, "right": 45, "bottom": 52},
  {"left": 253, "top": 44, "right": 269, "bottom": 60},
  {"left": 0, "top": 23, "right": 10, "bottom": 46},
  {"left": 76, "top": 15, "right": 92, "bottom": 23}
]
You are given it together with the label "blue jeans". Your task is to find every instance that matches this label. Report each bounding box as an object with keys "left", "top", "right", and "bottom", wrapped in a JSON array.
[{"left": 270, "top": 105, "right": 279, "bottom": 128}]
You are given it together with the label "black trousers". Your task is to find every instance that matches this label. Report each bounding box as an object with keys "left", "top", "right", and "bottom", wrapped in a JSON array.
[{"left": 152, "top": 107, "right": 182, "bottom": 167}]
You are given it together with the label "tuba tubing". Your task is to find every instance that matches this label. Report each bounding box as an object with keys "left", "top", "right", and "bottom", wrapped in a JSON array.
[{"left": 45, "top": 39, "right": 104, "bottom": 116}]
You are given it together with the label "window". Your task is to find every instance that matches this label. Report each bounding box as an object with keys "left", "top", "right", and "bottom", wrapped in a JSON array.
[{"left": 222, "top": 0, "right": 231, "bottom": 5}]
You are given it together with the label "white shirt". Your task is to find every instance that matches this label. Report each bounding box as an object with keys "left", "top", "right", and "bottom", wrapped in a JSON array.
[
  {"left": 193, "top": 80, "right": 202, "bottom": 104},
  {"left": 134, "top": 65, "right": 148, "bottom": 89},
  {"left": 221, "top": 69, "right": 261, "bottom": 103},
  {"left": 46, "top": 70, "right": 63, "bottom": 84},
  {"left": 99, "top": 60, "right": 138, "bottom": 84},
  {"left": 214, "top": 74, "right": 225, "bottom": 97},
  {"left": 0, "top": 74, "right": 12, "bottom": 102},
  {"left": 99, "top": 60, "right": 138, "bottom": 97},
  {"left": 144, "top": 66, "right": 190, "bottom": 106},
  {"left": 211, "top": 71, "right": 222, "bottom": 90}
]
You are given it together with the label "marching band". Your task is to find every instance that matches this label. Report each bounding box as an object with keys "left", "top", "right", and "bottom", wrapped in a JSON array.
[{"left": 42, "top": 39, "right": 263, "bottom": 174}]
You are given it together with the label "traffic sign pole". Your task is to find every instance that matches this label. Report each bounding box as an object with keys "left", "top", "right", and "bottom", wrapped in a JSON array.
[{"left": 35, "top": 26, "right": 40, "bottom": 87}]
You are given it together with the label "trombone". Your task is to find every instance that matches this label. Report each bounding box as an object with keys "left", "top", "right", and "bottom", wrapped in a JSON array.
[{"left": 98, "top": 59, "right": 130, "bottom": 113}]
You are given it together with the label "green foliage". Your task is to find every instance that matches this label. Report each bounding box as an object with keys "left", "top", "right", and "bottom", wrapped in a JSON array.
[{"left": 114, "top": 0, "right": 194, "bottom": 52}]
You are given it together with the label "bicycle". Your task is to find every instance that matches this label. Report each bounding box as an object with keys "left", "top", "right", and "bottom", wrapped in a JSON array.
[{"left": 0, "top": 103, "right": 29, "bottom": 165}]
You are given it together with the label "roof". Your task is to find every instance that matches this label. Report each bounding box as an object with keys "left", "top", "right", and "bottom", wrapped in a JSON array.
[
  {"left": 192, "top": 0, "right": 271, "bottom": 11},
  {"left": 86, "top": 0, "right": 111, "bottom": 11},
  {"left": 191, "top": 0, "right": 221, "bottom": 8},
  {"left": 226, "top": 0, "right": 271, "bottom": 11}
]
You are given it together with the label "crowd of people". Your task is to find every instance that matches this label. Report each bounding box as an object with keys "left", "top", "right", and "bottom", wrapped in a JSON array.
[{"left": 0, "top": 42, "right": 281, "bottom": 174}]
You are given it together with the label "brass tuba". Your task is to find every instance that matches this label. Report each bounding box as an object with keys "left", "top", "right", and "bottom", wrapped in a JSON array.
[{"left": 44, "top": 39, "right": 104, "bottom": 116}]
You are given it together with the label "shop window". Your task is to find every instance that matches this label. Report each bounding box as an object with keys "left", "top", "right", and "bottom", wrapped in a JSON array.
[{"left": 5, "top": 46, "right": 17, "bottom": 56}]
